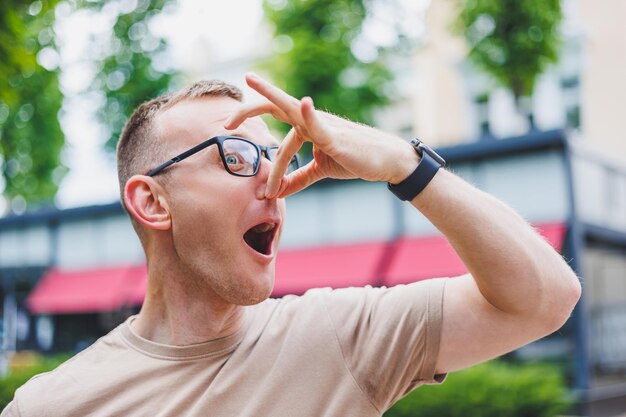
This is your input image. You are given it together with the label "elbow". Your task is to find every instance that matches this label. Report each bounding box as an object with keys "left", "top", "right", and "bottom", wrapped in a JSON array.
[
  {"left": 563, "top": 270, "right": 582, "bottom": 315},
  {"left": 544, "top": 271, "right": 582, "bottom": 333}
]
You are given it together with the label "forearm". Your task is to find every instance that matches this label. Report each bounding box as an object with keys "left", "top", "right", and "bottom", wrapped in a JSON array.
[{"left": 411, "top": 168, "right": 580, "bottom": 320}]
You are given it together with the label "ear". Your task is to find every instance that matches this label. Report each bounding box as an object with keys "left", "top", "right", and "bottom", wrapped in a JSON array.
[{"left": 124, "top": 175, "right": 172, "bottom": 231}]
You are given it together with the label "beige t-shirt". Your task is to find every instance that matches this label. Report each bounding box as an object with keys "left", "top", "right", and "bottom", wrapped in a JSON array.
[{"left": 2, "top": 279, "right": 447, "bottom": 417}]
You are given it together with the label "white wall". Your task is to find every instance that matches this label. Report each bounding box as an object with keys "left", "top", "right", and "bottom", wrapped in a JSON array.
[
  {"left": 572, "top": 149, "right": 626, "bottom": 233},
  {"left": 281, "top": 180, "right": 396, "bottom": 248},
  {"left": 56, "top": 215, "right": 144, "bottom": 270},
  {"left": 580, "top": 0, "right": 626, "bottom": 159},
  {"left": 0, "top": 226, "right": 50, "bottom": 267}
]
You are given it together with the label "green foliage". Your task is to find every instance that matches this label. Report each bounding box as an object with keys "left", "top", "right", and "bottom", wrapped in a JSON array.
[
  {"left": 74, "top": 0, "right": 174, "bottom": 151},
  {"left": 0, "top": 0, "right": 66, "bottom": 212},
  {"left": 0, "top": 353, "right": 70, "bottom": 409},
  {"left": 0, "top": 0, "right": 175, "bottom": 212},
  {"left": 385, "top": 361, "right": 571, "bottom": 417},
  {"left": 263, "top": 0, "right": 392, "bottom": 152},
  {"left": 456, "top": 0, "right": 562, "bottom": 101}
]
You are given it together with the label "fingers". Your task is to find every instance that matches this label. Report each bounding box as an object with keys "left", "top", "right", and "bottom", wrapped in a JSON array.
[
  {"left": 225, "top": 73, "right": 300, "bottom": 130},
  {"left": 224, "top": 101, "right": 280, "bottom": 130},
  {"left": 265, "top": 128, "right": 304, "bottom": 198},
  {"left": 276, "top": 161, "right": 325, "bottom": 199},
  {"left": 246, "top": 72, "right": 300, "bottom": 115},
  {"left": 299, "top": 96, "right": 331, "bottom": 148},
  {"left": 240, "top": 73, "right": 302, "bottom": 126}
]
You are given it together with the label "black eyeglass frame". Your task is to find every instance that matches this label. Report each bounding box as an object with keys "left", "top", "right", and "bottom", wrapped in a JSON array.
[{"left": 146, "top": 135, "right": 299, "bottom": 177}]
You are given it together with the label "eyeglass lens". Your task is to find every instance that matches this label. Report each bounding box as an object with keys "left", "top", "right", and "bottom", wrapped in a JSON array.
[
  {"left": 222, "top": 138, "right": 258, "bottom": 176},
  {"left": 222, "top": 138, "right": 300, "bottom": 177}
]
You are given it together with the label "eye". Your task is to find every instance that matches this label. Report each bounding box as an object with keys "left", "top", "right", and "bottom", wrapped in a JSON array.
[
  {"left": 225, "top": 154, "right": 240, "bottom": 165},
  {"left": 224, "top": 153, "right": 245, "bottom": 171}
]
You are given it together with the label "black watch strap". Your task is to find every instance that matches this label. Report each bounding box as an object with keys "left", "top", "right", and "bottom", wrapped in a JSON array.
[{"left": 387, "top": 139, "right": 446, "bottom": 201}]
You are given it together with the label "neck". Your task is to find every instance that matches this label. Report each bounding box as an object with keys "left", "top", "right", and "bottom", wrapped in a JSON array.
[{"left": 131, "top": 259, "right": 247, "bottom": 346}]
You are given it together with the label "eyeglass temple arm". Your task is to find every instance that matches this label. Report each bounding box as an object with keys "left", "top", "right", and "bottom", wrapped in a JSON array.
[
  {"left": 147, "top": 160, "right": 177, "bottom": 176},
  {"left": 147, "top": 140, "right": 215, "bottom": 176}
]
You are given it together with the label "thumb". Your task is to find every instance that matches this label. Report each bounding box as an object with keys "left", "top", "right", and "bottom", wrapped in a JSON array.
[{"left": 277, "top": 161, "right": 324, "bottom": 198}]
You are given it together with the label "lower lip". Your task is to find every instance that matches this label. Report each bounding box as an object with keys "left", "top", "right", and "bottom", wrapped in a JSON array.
[{"left": 242, "top": 238, "right": 275, "bottom": 264}]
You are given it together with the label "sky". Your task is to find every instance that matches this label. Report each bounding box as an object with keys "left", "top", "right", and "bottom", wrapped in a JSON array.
[{"left": 48, "top": 0, "right": 428, "bottom": 209}]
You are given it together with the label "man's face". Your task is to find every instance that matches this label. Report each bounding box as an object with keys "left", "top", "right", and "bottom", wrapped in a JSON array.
[{"left": 155, "top": 96, "right": 287, "bottom": 306}]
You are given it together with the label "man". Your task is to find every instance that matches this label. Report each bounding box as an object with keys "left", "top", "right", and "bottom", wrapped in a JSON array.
[{"left": 2, "top": 74, "right": 581, "bottom": 416}]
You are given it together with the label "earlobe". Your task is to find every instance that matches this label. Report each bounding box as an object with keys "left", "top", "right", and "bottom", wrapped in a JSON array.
[{"left": 124, "top": 175, "right": 172, "bottom": 231}]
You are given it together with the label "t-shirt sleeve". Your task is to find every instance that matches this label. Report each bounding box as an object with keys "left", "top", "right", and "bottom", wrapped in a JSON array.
[
  {"left": 1, "top": 400, "right": 21, "bottom": 417},
  {"left": 323, "top": 278, "right": 447, "bottom": 411}
]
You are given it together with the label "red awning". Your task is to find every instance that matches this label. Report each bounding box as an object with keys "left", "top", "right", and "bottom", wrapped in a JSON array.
[
  {"left": 274, "top": 222, "right": 566, "bottom": 294},
  {"left": 273, "top": 241, "right": 388, "bottom": 296},
  {"left": 383, "top": 236, "right": 467, "bottom": 286},
  {"left": 26, "top": 223, "right": 566, "bottom": 309},
  {"left": 384, "top": 222, "right": 567, "bottom": 286},
  {"left": 26, "top": 265, "right": 147, "bottom": 314},
  {"left": 534, "top": 223, "right": 567, "bottom": 251}
]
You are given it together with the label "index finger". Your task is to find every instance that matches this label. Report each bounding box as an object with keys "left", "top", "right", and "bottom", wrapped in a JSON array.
[
  {"left": 224, "top": 101, "right": 281, "bottom": 130},
  {"left": 244, "top": 73, "right": 303, "bottom": 124}
]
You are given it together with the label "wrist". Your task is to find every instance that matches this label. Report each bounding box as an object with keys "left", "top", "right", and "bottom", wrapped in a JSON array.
[
  {"left": 389, "top": 141, "right": 422, "bottom": 185},
  {"left": 387, "top": 138, "right": 446, "bottom": 201}
]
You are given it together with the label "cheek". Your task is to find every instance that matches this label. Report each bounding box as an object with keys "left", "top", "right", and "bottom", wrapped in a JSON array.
[
  {"left": 168, "top": 183, "right": 247, "bottom": 249},
  {"left": 173, "top": 202, "right": 234, "bottom": 245}
]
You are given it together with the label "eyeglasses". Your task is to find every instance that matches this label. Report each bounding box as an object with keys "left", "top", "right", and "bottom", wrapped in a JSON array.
[{"left": 147, "top": 136, "right": 300, "bottom": 177}]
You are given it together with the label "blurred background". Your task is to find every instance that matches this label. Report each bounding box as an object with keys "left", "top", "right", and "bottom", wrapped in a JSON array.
[{"left": 1, "top": 0, "right": 625, "bottom": 415}]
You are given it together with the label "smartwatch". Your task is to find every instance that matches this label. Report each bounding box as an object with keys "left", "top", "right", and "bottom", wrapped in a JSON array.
[{"left": 387, "top": 138, "right": 446, "bottom": 201}]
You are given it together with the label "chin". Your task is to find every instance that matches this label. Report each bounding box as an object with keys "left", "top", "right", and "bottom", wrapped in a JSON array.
[
  {"left": 220, "top": 273, "right": 274, "bottom": 306},
  {"left": 237, "top": 291, "right": 272, "bottom": 306}
]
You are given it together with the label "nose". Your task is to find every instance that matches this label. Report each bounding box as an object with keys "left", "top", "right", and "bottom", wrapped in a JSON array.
[{"left": 255, "top": 156, "right": 274, "bottom": 200}]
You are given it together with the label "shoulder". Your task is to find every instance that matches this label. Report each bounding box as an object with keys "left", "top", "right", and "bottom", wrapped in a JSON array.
[
  {"left": 244, "top": 288, "right": 348, "bottom": 346},
  {"left": 11, "top": 326, "right": 126, "bottom": 417},
  {"left": 248, "top": 288, "right": 333, "bottom": 328},
  {"left": 321, "top": 279, "right": 447, "bottom": 319},
  {"left": 249, "top": 281, "right": 446, "bottom": 338},
  {"left": 257, "top": 280, "right": 446, "bottom": 321}
]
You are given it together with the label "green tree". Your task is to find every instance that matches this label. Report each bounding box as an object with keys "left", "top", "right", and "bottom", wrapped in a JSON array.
[
  {"left": 262, "top": 0, "right": 393, "bottom": 153},
  {"left": 0, "top": 0, "right": 175, "bottom": 214},
  {"left": 74, "top": 0, "right": 174, "bottom": 151},
  {"left": 457, "top": 0, "right": 562, "bottom": 105},
  {"left": 0, "top": 0, "right": 65, "bottom": 213}
]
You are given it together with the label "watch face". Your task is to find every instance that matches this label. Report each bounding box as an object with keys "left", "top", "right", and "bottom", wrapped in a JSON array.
[
  {"left": 410, "top": 138, "right": 446, "bottom": 167},
  {"left": 410, "top": 138, "right": 424, "bottom": 157},
  {"left": 410, "top": 138, "right": 423, "bottom": 147}
]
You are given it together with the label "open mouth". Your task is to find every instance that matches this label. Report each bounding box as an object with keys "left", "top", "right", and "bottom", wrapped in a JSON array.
[{"left": 243, "top": 222, "right": 277, "bottom": 255}]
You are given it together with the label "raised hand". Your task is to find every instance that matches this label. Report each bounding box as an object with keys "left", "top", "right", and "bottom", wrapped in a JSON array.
[{"left": 224, "top": 73, "right": 419, "bottom": 199}]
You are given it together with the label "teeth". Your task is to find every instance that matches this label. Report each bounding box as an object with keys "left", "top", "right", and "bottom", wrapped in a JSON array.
[{"left": 251, "top": 222, "right": 275, "bottom": 233}]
